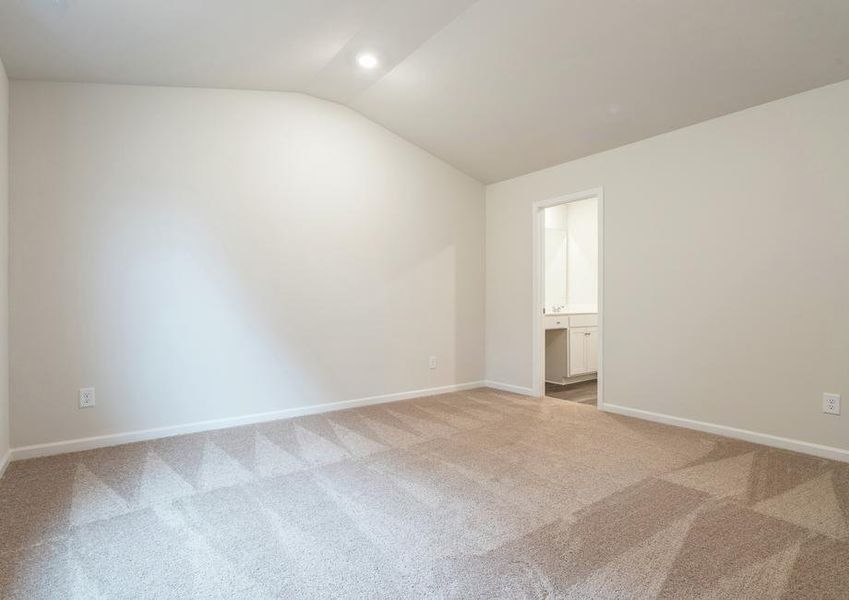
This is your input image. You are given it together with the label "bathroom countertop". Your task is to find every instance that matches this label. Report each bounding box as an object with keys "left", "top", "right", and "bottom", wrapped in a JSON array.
[{"left": 547, "top": 305, "right": 598, "bottom": 316}]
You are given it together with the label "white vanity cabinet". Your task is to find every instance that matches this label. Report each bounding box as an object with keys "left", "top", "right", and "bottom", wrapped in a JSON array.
[
  {"left": 544, "top": 312, "right": 598, "bottom": 383},
  {"left": 568, "top": 326, "right": 598, "bottom": 376},
  {"left": 544, "top": 315, "right": 568, "bottom": 330}
]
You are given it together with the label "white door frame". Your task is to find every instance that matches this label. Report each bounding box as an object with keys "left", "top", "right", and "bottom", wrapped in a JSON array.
[{"left": 531, "top": 187, "right": 604, "bottom": 408}]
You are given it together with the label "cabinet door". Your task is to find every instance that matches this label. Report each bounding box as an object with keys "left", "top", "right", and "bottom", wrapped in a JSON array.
[
  {"left": 585, "top": 327, "right": 599, "bottom": 373},
  {"left": 568, "top": 328, "right": 587, "bottom": 376}
]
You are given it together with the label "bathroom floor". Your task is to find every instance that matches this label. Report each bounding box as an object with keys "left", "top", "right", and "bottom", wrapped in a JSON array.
[{"left": 545, "top": 379, "right": 597, "bottom": 405}]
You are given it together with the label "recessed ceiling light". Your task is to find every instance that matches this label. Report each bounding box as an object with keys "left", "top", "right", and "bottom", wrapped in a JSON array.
[{"left": 356, "top": 52, "right": 379, "bottom": 70}]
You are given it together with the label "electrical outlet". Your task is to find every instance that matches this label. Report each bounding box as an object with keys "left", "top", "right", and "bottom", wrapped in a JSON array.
[
  {"left": 428, "top": 356, "right": 437, "bottom": 370},
  {"left": 823, "top": 393, "right": 840, "bottom": 416},
  {"left": 79, "top": 387, "right": 96, "bottom": 409}
]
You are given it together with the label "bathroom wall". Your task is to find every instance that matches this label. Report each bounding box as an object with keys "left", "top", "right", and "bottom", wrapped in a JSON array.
[
  {"left": 543, "top": 205, "right": 568, "bottom": 312},
  {"left": 564, "top": 198, "right": 598, "bottom": 311},
  {"left": 543, "top": 198, "right": 598, "bottom": 313}
]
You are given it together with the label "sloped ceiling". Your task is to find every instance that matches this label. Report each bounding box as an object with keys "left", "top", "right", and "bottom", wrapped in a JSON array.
[{"left": 2, "top": 0, "right": 849, "bottom": 182}]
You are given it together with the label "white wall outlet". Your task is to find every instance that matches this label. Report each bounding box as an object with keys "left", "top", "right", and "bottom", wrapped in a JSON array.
[
  {"left": 79, "top": 387, "right": 96, "bottom": 408},
  {"left": 823, "top": 393, "right": 840, "bottom": 416},
  {"left": 428, "top": 356, "right": 437, "bottom": 370}
]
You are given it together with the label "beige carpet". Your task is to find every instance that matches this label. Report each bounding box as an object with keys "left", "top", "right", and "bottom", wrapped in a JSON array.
[{"left": 1, "top": 388, "right": 848, "bottom": 599}]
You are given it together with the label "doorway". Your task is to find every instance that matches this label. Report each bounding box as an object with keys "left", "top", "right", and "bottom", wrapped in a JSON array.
[{"left": 531, "top": 188, "right": 603, "bottom": 408}]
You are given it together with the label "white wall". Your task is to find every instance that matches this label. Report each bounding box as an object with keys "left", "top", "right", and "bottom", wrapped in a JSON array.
[
  {"left": 487, "top": 80, "right": 849, "bottom": 452},
  {"left": 564, "top": 198, "right": 597, "bottom": 310},
  {"left": 0, "top": 58, "right": 8, "bottom": 466},
  {"left": 10, "top": 81, "right": 485, "bottom": 448},
  {"left": 543, "top": 204, "right": 568, "bottom": 312},
  {"left": 543, "top": 199, "right": 598, "bottom": 314}
]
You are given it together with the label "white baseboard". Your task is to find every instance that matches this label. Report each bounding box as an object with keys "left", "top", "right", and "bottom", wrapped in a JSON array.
[
  {"left": 0, "top": 449, "right": 10, "bottom": 479},
  {"left": 603, "top": 403, "right": 849, "bottom": 464},
  {"left": 485, "top": 380, "right": 536, "bottom": 396},
  {"left": 10, "top": 381, "right": 486, "bottom": 461}
]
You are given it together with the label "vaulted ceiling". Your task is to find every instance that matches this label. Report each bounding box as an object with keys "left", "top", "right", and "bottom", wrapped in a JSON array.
[{"left": 2, "top": 0, "right": 849, "bottom": 183}]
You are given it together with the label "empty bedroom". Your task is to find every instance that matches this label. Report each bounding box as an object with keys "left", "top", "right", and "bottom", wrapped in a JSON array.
[{"left": 0, "top": 1, "right": 847, "bottom": 598}]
